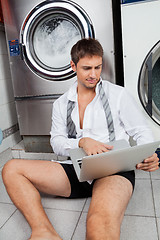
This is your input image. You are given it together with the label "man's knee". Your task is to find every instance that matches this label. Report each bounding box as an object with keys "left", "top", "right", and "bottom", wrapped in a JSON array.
[
  {"left": 2, "top": 159, "right": 20, "bottom": 184},
  {"left": 86, "top": 211, "right": 120, "bottom": 240},
  {"left": 87, "top": 211, "right": 114, "bottom": 228}
]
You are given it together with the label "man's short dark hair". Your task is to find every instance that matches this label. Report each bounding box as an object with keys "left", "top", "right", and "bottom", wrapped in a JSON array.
[{"left": 71, "top": 38, "right": 103, "bottom": 65}]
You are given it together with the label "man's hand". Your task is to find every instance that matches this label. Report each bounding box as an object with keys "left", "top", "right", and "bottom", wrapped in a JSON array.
[
  {"left": 79, "top": 137, "right": 113, "bottom": 155},
  {"left": 136, "top": 153, "right": 159, "bottom": 172}
]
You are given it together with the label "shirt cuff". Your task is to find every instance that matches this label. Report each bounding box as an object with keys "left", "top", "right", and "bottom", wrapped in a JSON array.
[{"left": 64, "top": 138, "right": 81, "bottom": 150}]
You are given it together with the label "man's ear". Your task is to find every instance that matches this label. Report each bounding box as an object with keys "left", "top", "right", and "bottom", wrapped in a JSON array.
[{"left": 70, "top": 60, "right": 77, "bottom": 72}]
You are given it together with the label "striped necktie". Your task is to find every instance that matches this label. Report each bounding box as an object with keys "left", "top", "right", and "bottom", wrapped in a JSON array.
[
  {"left": 98, "top": 82, "right": 115, "bottom": 141},
  {"left": 67, "top": 100, "right": 77, "bottom": 138},
  {"left": 67, "top": 82, "right": 115, "bottom": 141}
]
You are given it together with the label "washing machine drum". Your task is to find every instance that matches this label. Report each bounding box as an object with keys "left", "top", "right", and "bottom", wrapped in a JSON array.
[
  {"left": 21, "top": 0, "right": 95, "bottom": 81},
  {"left": 138, "top": 41, "right": 160, "bottom": 126}
]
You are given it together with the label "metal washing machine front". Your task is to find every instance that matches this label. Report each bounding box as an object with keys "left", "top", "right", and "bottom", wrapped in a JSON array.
[
  {"left": 121, "top": 0, "right": 160, "bottom": 140},
  {"left": 1, "top": 0, "right": 115, "bottom": 139},
  {"left": 3, "top": 0, "right": 97, "bottom": 97}
]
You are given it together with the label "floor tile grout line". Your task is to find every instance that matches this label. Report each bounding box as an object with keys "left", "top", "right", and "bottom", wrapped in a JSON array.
[
  {"left": 156, "top": 217, "right": 160, "bottom": 240},
  {"left": 124, "top": 214, "right": 157, "bottom": 218},
  {"left": 81, "top": 198, "right": 89, "bottom": 212},
  {"left": 0, "top": 202, "right": 14, "bottom": 205},
  {"left": 0, "top": 208, "right": 17, "bottom": 230},
  {"left": 70, "top": 211, "right": 84, "bottom": 240},
  {"left": 43, "top": 206, "right": 82, "bottom": 213},
  {"left": 150, "top": 173, "right": 160, "bottom": 240},
  {"left": 150, "top": 178, "right": 160, "bottom": 180},
  {"left": 150, "top": 172, "right": 157, "bottom": 218},
  {"left": 71, "top": 198, "right": 88, "bottom": 240}
]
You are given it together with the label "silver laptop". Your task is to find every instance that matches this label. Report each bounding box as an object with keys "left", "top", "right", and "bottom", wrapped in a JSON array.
[{"left": 69, "top": 139, "right": 160, "bottom": 182}]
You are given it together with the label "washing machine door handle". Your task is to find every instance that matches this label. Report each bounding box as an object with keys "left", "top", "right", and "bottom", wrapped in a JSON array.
[
  {"left": 146, "top": 53, "right": 152, "bottom": 116},
  {"left": 19, "top": 43, "right": 24, "bottom": 61}
]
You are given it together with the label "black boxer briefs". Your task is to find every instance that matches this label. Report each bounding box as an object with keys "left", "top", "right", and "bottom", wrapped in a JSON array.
[{"left": 61, "top": 164, "right": 135, "bottom": 199}]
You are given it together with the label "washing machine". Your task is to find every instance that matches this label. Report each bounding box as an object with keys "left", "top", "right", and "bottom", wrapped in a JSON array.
[
  {"left": 121, "top": 0, "right": 160, "bottom": 140},
  {"left": 1, "top": 0, "right": 116, "bottom": 151}
]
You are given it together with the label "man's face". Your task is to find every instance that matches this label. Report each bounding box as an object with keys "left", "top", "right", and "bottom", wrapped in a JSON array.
[{"left": 71, "top": 55, "right": 102, "bottom": 90}]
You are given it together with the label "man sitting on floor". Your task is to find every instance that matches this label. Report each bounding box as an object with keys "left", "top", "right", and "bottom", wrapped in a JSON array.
[{"left": 2, "top": 38, "right": 159, "bottom": 240}]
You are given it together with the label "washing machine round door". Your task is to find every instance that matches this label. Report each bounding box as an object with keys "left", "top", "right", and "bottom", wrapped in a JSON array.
[
  {"left": 21, "top": 0, "right": 94, "bottom": 81},
  {"left": 138, "top": 41, "right": 160, "bottom": 126}
]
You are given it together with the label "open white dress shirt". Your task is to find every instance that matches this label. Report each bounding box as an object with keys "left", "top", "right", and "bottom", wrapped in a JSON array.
[{"left": 50, "top": 79, "right": 154, "bottom": 164}]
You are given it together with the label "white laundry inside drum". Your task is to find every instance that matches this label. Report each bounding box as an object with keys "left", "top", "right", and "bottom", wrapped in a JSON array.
[{"left": 33, "top": 18, "right": 81, "bottom": 69}]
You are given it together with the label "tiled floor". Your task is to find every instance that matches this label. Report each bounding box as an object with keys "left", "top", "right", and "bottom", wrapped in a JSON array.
[{"left": 0, "top": 142, "right": 160, "bottom": 240}]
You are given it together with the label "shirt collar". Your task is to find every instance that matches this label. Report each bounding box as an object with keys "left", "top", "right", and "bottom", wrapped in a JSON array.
[
  {"left": 95, "top": 77, "right": 103, "bottom": 95},
  {"left": 67, "top": 77, "right": 103, "bottom": 102},
  {"left": 67, "top": 80, "right": 78, "bottom": 102}
]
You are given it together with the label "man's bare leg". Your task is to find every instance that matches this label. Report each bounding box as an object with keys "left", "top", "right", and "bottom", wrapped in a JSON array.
[
  {"left": 86, "top": 175, "right": 133, "bottom": 240},
  {"left": 2, "top": 159, "right": 71, "bottom": 240}
]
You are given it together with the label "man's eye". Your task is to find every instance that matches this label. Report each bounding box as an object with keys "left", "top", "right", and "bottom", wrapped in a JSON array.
[
  {"left": 83, "top": 67, "right": 91, "bottom": 70},
  {"left": 95, "top": 66, "right": 101, "bottom": 69}
]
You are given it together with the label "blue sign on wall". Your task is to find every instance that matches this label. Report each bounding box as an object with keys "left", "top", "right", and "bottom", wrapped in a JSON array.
[
  {"left": 8, "top": 39, "right": 20, "bottom": 56},
  {"left": 121, "top": 0, "right": 152, "bottom": 3}
]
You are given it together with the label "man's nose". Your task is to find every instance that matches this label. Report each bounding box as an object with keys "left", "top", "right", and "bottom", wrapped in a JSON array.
[{"left": 89, "top": 69, "right": 96, "bottom": 78}]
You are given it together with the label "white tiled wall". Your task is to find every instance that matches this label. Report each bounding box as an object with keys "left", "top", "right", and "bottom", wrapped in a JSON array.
[{"left": 0, "top": 25, "right": 21, "bottom": 153}]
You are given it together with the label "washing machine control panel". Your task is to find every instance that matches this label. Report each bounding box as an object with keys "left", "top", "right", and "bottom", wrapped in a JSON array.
[{"left": 121, "top": 0, "right": 155, "bottom": 4}]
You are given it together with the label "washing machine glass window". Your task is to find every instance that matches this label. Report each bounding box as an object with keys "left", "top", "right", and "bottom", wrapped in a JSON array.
[
  {"left": 21, "top": 0, "right": 94, "bottom": 81},
  {"left": 33, "top": 16, "right": 81, "bottom": 69},
  {"left": 138, "top": 41, "right": 160, "bottom": 126}
]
